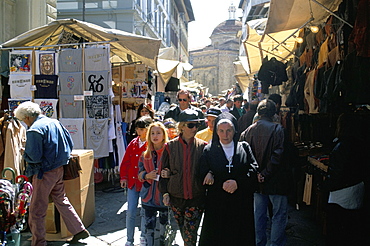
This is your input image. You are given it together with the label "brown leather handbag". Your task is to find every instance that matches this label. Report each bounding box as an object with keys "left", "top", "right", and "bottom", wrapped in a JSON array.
[{"left": 63, "top": 157, "right": 82, "bottom": 180}]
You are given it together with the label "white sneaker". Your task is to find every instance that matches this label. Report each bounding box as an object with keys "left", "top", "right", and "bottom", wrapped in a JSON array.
[
  {"left": 140, "top": 236, "right": 147, "bottom": 246},
  {"left": 125, "top": 242, "right": 133, "bottom": 246}
]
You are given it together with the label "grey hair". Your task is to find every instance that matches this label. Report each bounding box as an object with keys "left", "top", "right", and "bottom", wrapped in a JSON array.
[
  {"left": 14, "top": 101, "right": 41, "bottom": 121},
  {"left": 216, "top": 119, "right": 235, "bottom": 131}
]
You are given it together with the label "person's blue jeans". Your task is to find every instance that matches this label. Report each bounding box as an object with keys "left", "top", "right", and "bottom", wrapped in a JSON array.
[
  {"left": 126, "top": 186, "right": 145, "bottom": 243},
  {"left": 254, "top": 193, "right": 288, "bottom": 246}
]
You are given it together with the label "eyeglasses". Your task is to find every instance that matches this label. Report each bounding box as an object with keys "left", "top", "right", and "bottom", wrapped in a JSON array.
[
  {"left": 178, "top": 98, "right": 188, "bottom": 102},
  {"left": 185, "top": 122, "right": 200, "bottom": 128}
]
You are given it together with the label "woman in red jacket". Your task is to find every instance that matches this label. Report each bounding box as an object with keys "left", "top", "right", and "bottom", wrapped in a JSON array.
[{"left": 120, "top": 116, "right": 153, "bottom": 246}]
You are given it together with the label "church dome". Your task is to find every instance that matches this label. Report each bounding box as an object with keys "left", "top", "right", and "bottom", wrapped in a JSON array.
[{"left": 211, "top": 19, "right": 242, "bottom": 36}]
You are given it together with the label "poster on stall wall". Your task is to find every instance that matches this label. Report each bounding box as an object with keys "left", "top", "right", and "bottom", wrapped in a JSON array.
[
  {"left": 85, "top": 95, "right": 110, "bottom": 119},
  {"left": 60, "top": 118, "right": 84, "bottom": 149},
  {"left": 84, "top": 47, "right": 110, "bottom": 71},
  {"left": 84, "top": 70, "right": 109, "bottom": 95},
  {"left": 35, "top": 51, "right": 58, "bottom": 75},
  {"left": 135, "top": 64, "right": 146, "bottom": 80},
  {"left": 9, "top": 51, "right": 32, "bottom": 75},
  {"left": 112, "top": 66, "right": 120, "bottom": 83},
  {"left": 59, "top": 72, "right": 83, "bottom": 95},
  {"left": 34, "top": 99, "right": 58, "bottom": 119},
  {"left": 86, "top": 118, "right": 109, "bottom": 158},
  {"left": 122, "top": 65, "right": 135, "bottom": 80},
  {"left": 58, "top": 48, "right": 82, "bottom": 72},
  {"left": 8, "top": 75, "right": 32, "bottom": 99}
]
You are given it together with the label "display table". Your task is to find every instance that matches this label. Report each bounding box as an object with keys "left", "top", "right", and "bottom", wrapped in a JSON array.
[{"left": 46, "top": 149, "right": 95, "bottom": 239}]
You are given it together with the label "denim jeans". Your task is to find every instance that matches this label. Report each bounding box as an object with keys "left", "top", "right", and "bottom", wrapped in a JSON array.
[
  {"left": 126, "top": 186, "right": 145, "bottom": 243},
  {"left": 254, "top": 193, "right": 288, "bottom": 246}
]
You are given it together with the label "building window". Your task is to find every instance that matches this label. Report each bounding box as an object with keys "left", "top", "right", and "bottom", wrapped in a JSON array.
[
  {"left": 102, "top": 1, "right": 117, "bottom": 9},
  {"left": 85, "top": 2, "right": 99, "bottom": 8},
  {"left": 57, "top": 2, "right": 78, "bottom": 9}
]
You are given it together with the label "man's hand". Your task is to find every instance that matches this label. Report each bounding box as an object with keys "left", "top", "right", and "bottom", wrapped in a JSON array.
[
  {"left": 161, "top": 168, "right": 170, "bottom": 178},
  {"left": 203, "top": 172, "right": 214, "bottom": 185},
  {"left": 163, "top": 193, "right": 170, "bottom": 206},
  {"left": 257, "top": 173, "right": 265, "bottom": 183}
]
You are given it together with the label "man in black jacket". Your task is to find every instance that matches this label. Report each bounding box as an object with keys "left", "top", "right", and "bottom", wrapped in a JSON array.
[
  {"left": 240, "top": 99, "right": 287, "bottom": 246},
  {"left": 229, "top": 95, "right": 245, "bottom": 120}
]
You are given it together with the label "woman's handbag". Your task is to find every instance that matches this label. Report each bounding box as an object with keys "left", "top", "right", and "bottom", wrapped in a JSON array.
[
  {"left": 63, "top": 157, "right": 82, "bottom": 180},
  {"left": 164, "top": 206, "right": 177, "bottom": 246}
]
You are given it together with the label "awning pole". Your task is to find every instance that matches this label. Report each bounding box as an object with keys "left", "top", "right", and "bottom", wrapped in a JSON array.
[
  {"left": 244, "top": 41, "right": 291, "bottom": 61},
  {"left": 267, "top": 34, "right": 299, "bottom": 59},
  {"left": 311, "top": 0, "right": 353, "bottom": 28},
  {"left": 0, "top": 39, "right": 118, "bottom": 51},
  {"left": 271, "top": 17, "right": 313, "bottom": 51}
]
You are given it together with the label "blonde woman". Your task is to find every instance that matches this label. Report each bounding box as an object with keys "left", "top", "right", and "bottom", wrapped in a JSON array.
[{"left": 138, "top": 122, "right": 169, "bottom": 246}]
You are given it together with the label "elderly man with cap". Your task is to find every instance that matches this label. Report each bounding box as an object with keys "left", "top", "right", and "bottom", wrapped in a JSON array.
[
  {"left": 240, "top": 99, "right": 287, "bottom": 246},
  {"left": 195, "top": 107, "right": 222, "bottom": 142},
  {"left": 159, "top": 109, "right": 208, "bottom": 246}
]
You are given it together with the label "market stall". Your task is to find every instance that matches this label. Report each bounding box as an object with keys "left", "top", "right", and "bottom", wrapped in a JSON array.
[{"left": 242, "top": 0, "right": 370, "bottom": 236}]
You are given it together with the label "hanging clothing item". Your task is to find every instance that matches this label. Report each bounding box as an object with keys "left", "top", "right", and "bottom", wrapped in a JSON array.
[
  {"left": 8, "top": 99, "right": 29, "bottom": 112},
  {"left": 258, "top": 57, "right": 288, "bottom": 89},
  {"left": 115, "top": 104, "right": 126, "bottom": 167},
  {"left": 60, "top": 118, "right": 84, "bottom": 149},
  {"left": 35, "top": 51, "right": 58, "bottom": 75},
  {"left": 34, "top": 99, "right": 58, "bottom": 119},
  {"left": 84, "top": 70, "right": 110, "bottom": 95},
  {"left": 84, "top": 47, "right": 110, "bottom": 71},
  {"left": 85, "top": 95, "right": 110, "bottom": 119},
  {"left": 34, "top": 75, "right": 58, "bottom": 99},
  {"left": 59, "top": 72, "right": 83, "bottom": 95},
  {"left": 59, "top": 95, "right": 83, "bottom": 118},
  {"left": 9, "top": 75, "right": 32, "bottom": 99},
  {"left": 304, "top": 69, "right": 319, "bottom": 114},
  {"left": 108, "top": 89, "right": 116, "bottom": 153},
  {"left": 86, "top": 118, "right": 109, "bottom": 158},
  {"left": 3, "top": 118, "right": 27, "bottom": 176},
  {"left": 58, "top": 49, "right": 82, "bottom": 72}
]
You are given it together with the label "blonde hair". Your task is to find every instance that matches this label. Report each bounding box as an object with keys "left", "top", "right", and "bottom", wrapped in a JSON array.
[{"left": 144, "top": 122, "right": 169, "bottom": 158}]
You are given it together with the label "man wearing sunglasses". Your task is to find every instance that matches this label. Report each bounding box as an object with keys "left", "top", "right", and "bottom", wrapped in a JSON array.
[{"left": 164, "top": 90, "right": 205, "bottom": 128}]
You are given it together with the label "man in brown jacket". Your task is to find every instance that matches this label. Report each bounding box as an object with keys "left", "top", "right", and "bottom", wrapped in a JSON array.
[{"left": 159, "top": 109, "right": 207, "bottom": 246}]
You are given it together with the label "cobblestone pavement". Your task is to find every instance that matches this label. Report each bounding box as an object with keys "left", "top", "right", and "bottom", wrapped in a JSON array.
[{"left": 19, "top": 181, "right": 325, "bottom": 246}]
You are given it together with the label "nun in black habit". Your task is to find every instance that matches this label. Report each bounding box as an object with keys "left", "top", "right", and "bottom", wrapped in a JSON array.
[{"left": 199, "top": 112, "right": 258, "bottom": 246}]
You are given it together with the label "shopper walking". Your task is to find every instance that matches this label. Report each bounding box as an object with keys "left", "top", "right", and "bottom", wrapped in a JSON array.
[
  {"left": 138, "top": 122, "right": 169, "bottom": 246},
  {"left": 159, "top": 109, "right": 207, "bottom": 246},
  {"left": 14, "top": 101, "right": 89, "bottom": 246},
  {"left": 240, "top": 99, "right": 287, "bottom": 246}
]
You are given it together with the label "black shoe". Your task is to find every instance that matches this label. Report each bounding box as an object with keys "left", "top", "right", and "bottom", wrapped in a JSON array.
[{"left": 69, "top": 229, "right": 90, "bottom": 243}]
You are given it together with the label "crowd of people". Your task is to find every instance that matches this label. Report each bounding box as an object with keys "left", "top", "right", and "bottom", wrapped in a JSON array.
[
  {"left": 14, "top": 88, "right": 366, "bottom": 246},
  {"left": 119, "top": 89, "right": 289, "bottom": 246}
]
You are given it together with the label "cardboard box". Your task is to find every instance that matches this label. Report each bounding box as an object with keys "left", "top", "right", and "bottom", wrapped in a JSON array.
[{"left": 45, "top": 149, "right": 95, "bottom": 239}]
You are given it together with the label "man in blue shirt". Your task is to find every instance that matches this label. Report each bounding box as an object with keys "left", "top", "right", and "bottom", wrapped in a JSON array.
[{"left": 14, "top": 101, "right": 89, "bottom": 246}]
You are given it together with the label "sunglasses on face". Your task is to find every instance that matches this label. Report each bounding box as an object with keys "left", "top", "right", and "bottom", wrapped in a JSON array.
[
  {"left": 185, "top": 122, "right": 200, "bottom": 128},
  {"left": 178, "top": 98, "right": 188, "bottom": 102}
]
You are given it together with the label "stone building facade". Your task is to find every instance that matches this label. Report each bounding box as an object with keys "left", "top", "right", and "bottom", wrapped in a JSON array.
[{"left": 190, "top": 15, "right": 241, "bottom": 96}]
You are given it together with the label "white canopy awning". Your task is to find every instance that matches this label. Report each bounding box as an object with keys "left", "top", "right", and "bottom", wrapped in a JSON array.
[
  {"left": 1, "top": 19, "right": 161, "bottom": 68},
  {"left": 264, "top": 0, "right": 342, "bottom": 34},
  {"left": 243, "top": 19, "right": 296, "bottom": 75}
]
